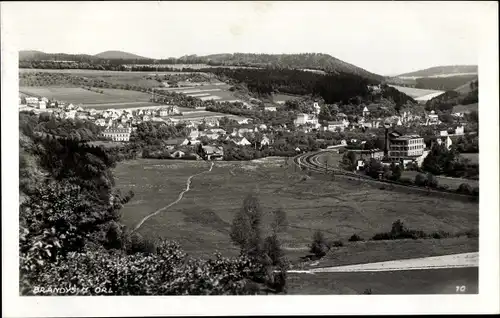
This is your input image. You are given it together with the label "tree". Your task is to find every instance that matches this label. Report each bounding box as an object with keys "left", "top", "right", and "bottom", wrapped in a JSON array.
[
  {"left": 271, "top": 207, "right": 288, "bottom": 234},
  {"left": 310, "top": 230, "right": 329, "bottom": 258},
  {"left": 414, "top": 173, "right": 427, "bottom": 186},
  {"left": 390, "top": 163, "right": 402, "bottom": 181},
  {"left": 342, "top": 151, "right": 357, "bottom": 171},
  {"left": 365, "top": 158, "right": 383, "bottom": 179},
  {"left": 230, "top": 194, "right": 263, "bottom": 258}
]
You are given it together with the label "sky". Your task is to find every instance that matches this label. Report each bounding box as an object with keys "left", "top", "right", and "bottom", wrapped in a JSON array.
[{"left": 1, "top": 1, "right": 494, "bottom": 75}]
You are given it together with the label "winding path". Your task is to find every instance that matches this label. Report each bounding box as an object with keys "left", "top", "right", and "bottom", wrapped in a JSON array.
[{"left": 133, "top": 162, "right": 214, "bottom": 232}]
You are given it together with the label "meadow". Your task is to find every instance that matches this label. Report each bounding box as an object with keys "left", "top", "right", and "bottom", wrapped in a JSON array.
[
  {"left": 19, "top": 86, "right": 157, "bottom": 109},
  {"left": 161, "top": 83, "right": 242, "bottom": 103},
  {"left": 388, "top": 84, "right": 445, "bottom": 99},
  {"left": 113, "top": 158, "right": 479, "bottom": 260}
]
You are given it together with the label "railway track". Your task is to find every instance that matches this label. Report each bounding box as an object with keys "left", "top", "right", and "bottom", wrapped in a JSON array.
[{"left": 293, "top": 150, "right": 476, "bottom": 199}]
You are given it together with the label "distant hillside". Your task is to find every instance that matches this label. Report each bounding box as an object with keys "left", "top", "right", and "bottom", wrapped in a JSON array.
[
  {"left": 385, "top": 74, "right": 478, "bottom": 91},
  {"left": 397, "top": 65, "right": 477, "bottom": 78},
  {"left": 425, "top": 80, "right": 478, "bottom": 112},
  {"left": 18, "top": 50, "right": 46, "bottom": 60},
  {"left": 19, "top": 50, "right": 382, "bottom": 81},
  {"left": 19, "top": 50, "right": 101, "bottom": 62},
  {"left": 455, "top": 80, "right": 479, "bottom": 94},
  {"left": 94, "top": 50, "right": 150, "bottom": 60},
  {"left": 202, "top": 53, "right": 383, "bottom": 81}
]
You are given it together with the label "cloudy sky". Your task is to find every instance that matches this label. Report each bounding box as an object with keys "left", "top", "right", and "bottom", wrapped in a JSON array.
[{"left": 1, "top": 1, "right": 494, "bottom": 75}]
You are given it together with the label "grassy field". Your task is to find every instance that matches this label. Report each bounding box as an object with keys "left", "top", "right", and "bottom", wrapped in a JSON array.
[
  {"left": 287, "top": 267, "right": 478, "bottom": 294},
  {"left": 388, "top": 84, "right": 444, "bottom": 98},
  {"left": 160, "top": 83, "right": 241, "bottom": 103},
  {"left": 113, "top": 158, "right": 478, "bottom": 260},
  {"left": 19, "top": 86, "right": 157, "bottom": 109},
  {"left": 272, "top": 93, "right": 301, "bottom": 103},
  {"left": 164, "top": 110, "right": 247, "bottom": 121}
]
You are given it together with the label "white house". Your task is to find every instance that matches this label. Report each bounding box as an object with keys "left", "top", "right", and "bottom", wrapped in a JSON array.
[
  {"left": 455, "top": 126, "right": 465, "bottom": 135},
  {"left": 436, "top": 136, "right": 453, "bottom": 150},
  {"left": 65, "top": 110, "right": 77, "bottom": 119},
  {"left": 325, "top": 121, "right": 345, "bottom": 132},
  {"left": 231, "top": 137, "right": 251, "bottom": 146},
  {"left": 95, "top": 119, "right": 106, "bottom": 126},
  {"left": 25, "top": 96, "right": 39, "bottom": 105},
  {"left": 41, "top": 97, "right": 49, "bottom": 103},
  {"left": 261, "top": 135, "right": 271, "bottom": 146},
  {"left": 264, "top": 105, "right": 277, "bottom": 112},
  {"left": 142, "top": 115, "right": 151, "bottom": 122},
  {"left": 37, "top": 101, "right": 47, "bottom": 110},
  {"left": 427, "top": 110, "right": 440, "bottom": 125},
  {"left": 294, "top": 113, "right": 319, "bottom": 127},
  {"left": 439, "top": 130, "right": 449, "bottom": 137},
  {"left": 313, "top": 102, "right": 321, "bottom": 115},
  {"left": 102, "top": 128, "right": 132, "bottom": 141}
]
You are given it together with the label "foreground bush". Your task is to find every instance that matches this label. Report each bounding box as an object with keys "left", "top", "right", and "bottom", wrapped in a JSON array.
[
  {"left": 457, "top": 183, "right": 473, "bottom": 195},
  {"left": 21, "top": 242, "right": 265, "bottom": 295}
]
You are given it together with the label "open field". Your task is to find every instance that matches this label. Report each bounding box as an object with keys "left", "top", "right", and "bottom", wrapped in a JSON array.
[
  {"left": 113, "top": 158, "right": 478, "bottom": 259},
  {"left": 388, "top": 84, "right": 445, "bottom": 99},
  {"left": 272, "top": 93, "right": 302, "bottom": 103},
  {"left": 19, "top": 86, "right": 158, "bottom": 109},
  {"left": 287, "top": 267, "right": 478, "bottom": 294},
  {"left": 401, "top": 170, "right": 478, "bottom": 189},
  {"left": 160, "top": 83, "right": 240, "bottom": 103},
  {"left": 20, "top": 68, "right": 194, "bottom": 90},
  {"left": 20, "top": 68, "right": 199, "bottom": 76},
  {"left": 164, "top": 110, "right": 247, "bottom": 122}
]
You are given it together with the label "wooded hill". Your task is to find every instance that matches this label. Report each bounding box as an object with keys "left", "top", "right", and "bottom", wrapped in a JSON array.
[{"left": 19, "top": 50, "right": 383, "bottom": 81}]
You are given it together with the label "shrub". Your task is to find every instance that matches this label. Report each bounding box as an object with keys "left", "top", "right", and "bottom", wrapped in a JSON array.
[
  {"left": 430, "top": 231, "right": 451, "bottom": 239},
  {"left": 363, "top": 288, "right": 373, "bottom": 294},
  {"left": 427, "top": 173, "right": 438, "bottom": 188},
  {"left": 310, "top": 230, "right": 329, "bottom": 258},
  {"left": 348, "top": 234, "right": 363, "bottom": 242},
  {"left": 457, "top": 183, "right": 473, "bottom": 195},
  {"left": 414, "top": 173, "right": 427, "bottom": 186}
]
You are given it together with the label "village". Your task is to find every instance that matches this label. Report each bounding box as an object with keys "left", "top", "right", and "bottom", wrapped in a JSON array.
[{"left": 18, "top": 89, "right": 473, "bottom": 170}]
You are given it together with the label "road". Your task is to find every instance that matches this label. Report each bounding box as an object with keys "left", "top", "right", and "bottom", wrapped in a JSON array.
[{"left": 288, "top": 252, "right": 478, "bottom": 274}]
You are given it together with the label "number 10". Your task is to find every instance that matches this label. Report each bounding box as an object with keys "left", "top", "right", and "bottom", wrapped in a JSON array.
[{"left": 456, "top": 285, "right": 466, "bottom": 293}]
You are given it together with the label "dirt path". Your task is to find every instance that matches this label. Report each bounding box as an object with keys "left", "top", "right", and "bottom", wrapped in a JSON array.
[
  {"left": 288, "top": 252, "right": 478, "bottom": 274},
  {"left": 133, "top": 162, "right": 214, "bottom": 232}
]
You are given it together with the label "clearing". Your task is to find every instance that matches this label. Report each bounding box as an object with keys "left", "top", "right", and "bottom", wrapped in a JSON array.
[
  {"left": 388, "top": 84, "right": 445, "bottom": 99},
  {"left": 19, "top": 86, "right": 157, "bottom": 109},
  {"left": 113, "top": 158, "right": 478, "bottom": 259}
]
